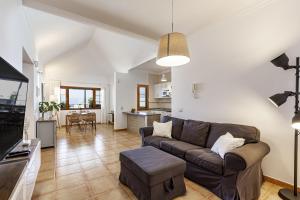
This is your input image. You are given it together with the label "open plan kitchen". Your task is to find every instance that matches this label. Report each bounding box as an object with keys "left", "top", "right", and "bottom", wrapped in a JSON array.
[{"left": 121, "top": 60, "right": 172, "bottom": 134}]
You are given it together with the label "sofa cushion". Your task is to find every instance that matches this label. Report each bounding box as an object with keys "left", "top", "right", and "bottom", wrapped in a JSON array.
[
  {"left": 180, "top": 120, "right": 210, "bottom": 147},
  {"left": 206, "top": 123, "right": 260, "bottom": 148},
  {"left": 161, "top": 116, "right": 184, "bottom": 140},
  {"left": 185, "top": 148, "right": 223, "bottom": 175},
  {"left": 143, "top": 136, "right": 176, "bottom": 149},
  {"left": 160, "top": 140, "right": 202, "bottom": 158}
]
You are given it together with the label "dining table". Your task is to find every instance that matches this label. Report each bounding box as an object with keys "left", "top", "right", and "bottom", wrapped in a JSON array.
[{"left": 65, "top": 112, "right": 96, "bottom": 133}]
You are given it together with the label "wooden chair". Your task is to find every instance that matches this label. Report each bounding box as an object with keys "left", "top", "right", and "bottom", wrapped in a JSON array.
[
  {"left": 67, "top": 113, "right": 82, "bottom": 133},
  {"left": 82, "top": 112, "right": 96, "bottom": 131}
]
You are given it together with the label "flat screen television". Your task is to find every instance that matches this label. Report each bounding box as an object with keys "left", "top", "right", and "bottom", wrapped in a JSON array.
[{"left": 0, "top": 57, "right": 28, "bottom": 160}]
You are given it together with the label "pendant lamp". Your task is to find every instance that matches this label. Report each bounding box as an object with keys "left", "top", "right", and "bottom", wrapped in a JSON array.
[
  {"left": 156, "top": 0, "right": 190, "bottom": 67},
  {"left": 161, "top": 74, "right": 167, "bottom": 82}
]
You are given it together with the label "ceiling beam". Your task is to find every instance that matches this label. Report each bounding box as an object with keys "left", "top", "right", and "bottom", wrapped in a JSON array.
[{"left": 23, "top": 0, "right": 157, "bottom": 44}]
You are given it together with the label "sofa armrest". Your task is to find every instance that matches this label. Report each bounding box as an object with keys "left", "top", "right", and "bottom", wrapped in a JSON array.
[
  {"left": 224, "top": 141, "right": 270, "bottom": 172},
  {"left": 139, "top": 127, "right": 154, "bottom": 145}
]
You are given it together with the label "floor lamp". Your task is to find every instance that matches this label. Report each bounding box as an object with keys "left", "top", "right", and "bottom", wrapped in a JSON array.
[{"left": 269, "top": 53, "right": 300, "bottom": 200}]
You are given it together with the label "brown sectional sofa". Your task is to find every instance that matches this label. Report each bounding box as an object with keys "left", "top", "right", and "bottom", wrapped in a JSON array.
[{"left": 139, "top": 116, "right": 270, "bottom": 200}]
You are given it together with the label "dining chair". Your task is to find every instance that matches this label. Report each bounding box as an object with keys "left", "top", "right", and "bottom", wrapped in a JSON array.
[
  {"left": 67, "top": 112, "right": 82, "bottom": 133},
  {"left": 82, "top": 112, "right": 96, "bottom": 131}
]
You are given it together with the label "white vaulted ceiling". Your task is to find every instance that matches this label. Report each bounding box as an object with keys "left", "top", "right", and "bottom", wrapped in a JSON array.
[
  {"left": 24, "top": 7, "right": 156, "bottom": 72},
  {"left": 23, "top": 0, "right": 300, "bottom": 73},
  {"left": 25, "top": 8, "right": 95, "bottom": 64},
  {"left": 24, "top": 0, "right": 272, "bottom": 39}
]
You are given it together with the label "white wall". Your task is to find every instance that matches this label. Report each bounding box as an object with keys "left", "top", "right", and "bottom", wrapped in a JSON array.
[
  {"left": 44, "top": 42, "right": 113, "bottom": 84},
  {"left": 172, "top": 0, "right": 300, "bottom": 185},
  {"left": 0, "top": 0, "right": 37, "bottom": 71},
  {"left": 44, "top": 42, "right": 114, "bottom": 124},
  {"left": 114, "top": 70, "right": 149, "bottom": 130},
  {"left": 23, "top": 63, "right": 37, "bottom": 139},
  {"left": 0, "top": 0, "right": 39, "bottom": 139}
]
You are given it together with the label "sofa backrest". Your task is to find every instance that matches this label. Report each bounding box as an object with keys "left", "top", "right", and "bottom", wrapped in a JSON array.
[
  {"left": 161, "top": 116, "right": 260, "bottom": 148},
  {"left": 180, "top": 120, "right": 210, "bottom": 147},
  {"left": 161, "top": 116, "right": 184, "bottom": 140},
  {"left": 206, "top": 123, "right": 260, "bottom": 148}
]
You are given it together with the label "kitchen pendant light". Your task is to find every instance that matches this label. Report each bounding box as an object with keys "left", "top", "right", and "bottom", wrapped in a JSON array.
[
  {"left": 161, "top": 74, "right": 167, "bottom": 82},
  {"left": 156, "top": 0, "right": 190, "bottom": 67}
]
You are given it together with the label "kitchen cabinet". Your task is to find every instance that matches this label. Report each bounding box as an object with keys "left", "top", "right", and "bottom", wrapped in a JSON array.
[
  {"left": 154, "top": 82, "right": 172, "bottom": 98},
  {"left": 36, "top": 119, "right": 56, "bottom": 148}
]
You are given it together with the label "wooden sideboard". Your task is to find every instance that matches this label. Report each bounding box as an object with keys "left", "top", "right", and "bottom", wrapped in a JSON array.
[{"left": 0, "top": 139, "right": 41, "bottom": 200}]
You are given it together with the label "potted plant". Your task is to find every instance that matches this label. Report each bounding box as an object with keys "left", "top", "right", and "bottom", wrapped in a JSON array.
[
  {"left": 48, "top": 101, "right": 62, "bottom": 118},
  {"left": 39, "top": 101, "right": 62, "bottom": 120},
  {"left": 39, "top": 102, "right": 50, "bottom": 120}
]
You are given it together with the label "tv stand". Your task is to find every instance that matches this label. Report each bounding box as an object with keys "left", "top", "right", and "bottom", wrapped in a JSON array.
[{"left": 0, "top": 139, "right": 41, "bottom": 200}]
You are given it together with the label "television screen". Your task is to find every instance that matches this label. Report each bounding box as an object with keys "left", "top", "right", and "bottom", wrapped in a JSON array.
[{"left": 0, "top": 57, "right": 28, "bottom": 160}]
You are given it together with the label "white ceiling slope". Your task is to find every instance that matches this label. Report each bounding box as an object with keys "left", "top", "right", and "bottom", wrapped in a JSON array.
[
  {"left": 25, "top": 7, "right": 95, "bottom": 64},
  {"left": 44, "top": 42, "right": 114, "bottom": 84},
  {"left": 23, "top": 0, "right": 273, "bottom": 40},
  {"left": 25, "top": 7, "right": 156, "bottom": 71},
  {"left": 89, "top": 28, "right": 156, "bottom": 73},
  {"left": 132, "top": 59, "right": 171, "bottom": 74},
  {"left": 25, "top": 0, "right": 300, "bottom": 74}
]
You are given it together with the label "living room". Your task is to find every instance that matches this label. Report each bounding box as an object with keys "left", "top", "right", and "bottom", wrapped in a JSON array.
[{"left": 1, "top": 0, "right": 300, "bottom": 200}]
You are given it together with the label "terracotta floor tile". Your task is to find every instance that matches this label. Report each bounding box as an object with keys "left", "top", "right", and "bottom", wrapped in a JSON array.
[
  {"left": 78, "top": 153, "right": 99, "bottom": 162},
  {"left": 56, "top": 183, "right": 92, "bottom": 200},
  {"left": 36, "top": 169, "right": 55, "bottom": 182},
  {"left": 56, "top": 163, "right": 81, "bottom": 176},
  {"left": 56, "top": 156, "right": 79, "bottom": 167},
  {"left": 32, "top": 192, "right": 56, "bottom": 200},
  {"left": 32, "top": 179, "right": 56, "bottom": 197},
  {"left": 39, "top": 161, "right": 55, "bottom": 172},
  {"left": 56, "top": 172, "right": 86, "bottom": 190},
  {"left": 93, "top": 188, "right": 130, "bottom": 200},
  {"left": 80, "top": 159, "right": 104, "bottom": 170},
  {"left": 106, "top": 162, "right": 121, "bottom": 174},
  {"left": 87, "top": 175, "right": 118, "bottom": 195},
  {"left": 83, "top": 167, "right": 111, "bottom": 180},
  {"left": 100, "top": 154, "right": 119, "bottom": 164},
  {"left": 33, "top": 125, "right": 281, "bottom": 200}
]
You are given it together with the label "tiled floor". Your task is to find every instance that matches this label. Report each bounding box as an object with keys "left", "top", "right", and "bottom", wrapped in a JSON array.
[{"left": 33, "top": 124, "right": 281, "bottom": 200}]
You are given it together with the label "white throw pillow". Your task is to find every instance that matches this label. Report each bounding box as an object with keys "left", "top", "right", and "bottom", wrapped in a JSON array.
[
  {"left": 211, "top": 132, "right": 245, "bottom": 159},
  {"left": 152, "top": 121, "right": 172, "bottom": 138}
]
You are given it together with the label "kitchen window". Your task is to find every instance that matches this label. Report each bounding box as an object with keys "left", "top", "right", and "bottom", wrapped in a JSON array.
[
  {"left": 137, "top": 84, "right": 149, "bottom": 110},
  {"left": 60, "top": 86, "right": 101, "bottom": 110}
]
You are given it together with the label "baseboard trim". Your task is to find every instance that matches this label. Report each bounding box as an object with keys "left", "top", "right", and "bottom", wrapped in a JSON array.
[
  {"left": 264, "top": 176, "right": 300, "bottom": 192},
  {"left": 113, "top": 128, "right": 127, "bottom": 132}
]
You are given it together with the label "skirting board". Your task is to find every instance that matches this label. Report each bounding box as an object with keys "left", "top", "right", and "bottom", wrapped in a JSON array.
[{"left": 264, "top": 176, "right": 300, "bottom": 192}]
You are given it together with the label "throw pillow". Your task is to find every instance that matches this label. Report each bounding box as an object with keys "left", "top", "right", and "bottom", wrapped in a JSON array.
[
  {"left": 211, "top": 132, "right": 245, "bottom": 158},
  {"left": 152, "top": 121, "right": 172, "bottom": 138},
  {"left": 180, "top": 120, "right": 210, "bottom": 147}
]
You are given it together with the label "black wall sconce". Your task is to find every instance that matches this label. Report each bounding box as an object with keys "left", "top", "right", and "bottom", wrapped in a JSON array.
[{"left": 269, "top": 53, "right": 300, "bottom": 200}]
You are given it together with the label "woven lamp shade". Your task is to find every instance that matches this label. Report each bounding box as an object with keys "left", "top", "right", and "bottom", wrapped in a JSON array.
[{"left": 156, "top": 32, "right": 190, "bottom": 67}]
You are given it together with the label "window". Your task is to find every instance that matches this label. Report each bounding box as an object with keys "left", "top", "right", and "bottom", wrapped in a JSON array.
[
  {"left": 60, "top": 86, "right": 101, "bottom": 110},
  {"left": 137, "top": 85, "right": 149, "bottom": 110}
]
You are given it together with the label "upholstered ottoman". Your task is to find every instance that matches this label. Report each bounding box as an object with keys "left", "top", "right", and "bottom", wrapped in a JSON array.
[{"left": 119, "top": 146, "right": 186, "bottom": 200}]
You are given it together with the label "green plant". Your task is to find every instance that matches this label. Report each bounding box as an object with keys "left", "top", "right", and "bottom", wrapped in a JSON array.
[
  {"left": 39, "top": 102, "right": 50, "bottom": 115},
  {"left": 49, "top": 101, "right": 62, "bottom": 112},
  {"left": 39, "top": 101, "right": 62, "bottom": 119}
]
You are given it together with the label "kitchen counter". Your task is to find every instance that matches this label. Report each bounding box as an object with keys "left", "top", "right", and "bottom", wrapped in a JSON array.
[
  {"left": 123, "top": 111, "right": 161, "bottom": 116},
  {"left": 149, "top": 108, "right": 172, "bottom": 112},
  {"left": 123, "top": 111, "right": 161, "bottom": 134}
]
